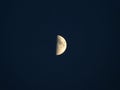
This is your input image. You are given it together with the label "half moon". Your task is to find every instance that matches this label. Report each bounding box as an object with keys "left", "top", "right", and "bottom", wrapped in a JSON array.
[{"left": 56, "top": 35, "right": 67, "bottom": 55}]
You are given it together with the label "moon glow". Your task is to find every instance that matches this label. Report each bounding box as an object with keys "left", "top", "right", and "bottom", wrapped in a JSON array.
[{"left": 56, "top": 35, "right": 67, "bottom": 55}]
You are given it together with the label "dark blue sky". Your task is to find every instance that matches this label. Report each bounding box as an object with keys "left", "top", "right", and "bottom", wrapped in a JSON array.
[{"left": 1, "top": 0, "right": 120, "bottom": 90}]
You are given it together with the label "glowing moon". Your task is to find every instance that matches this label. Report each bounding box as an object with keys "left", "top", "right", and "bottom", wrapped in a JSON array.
[{"left": 56, "top": 35, "right": 67, "bottom": 55}]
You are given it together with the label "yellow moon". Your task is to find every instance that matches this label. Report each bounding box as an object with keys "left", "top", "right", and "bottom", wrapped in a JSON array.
[{"left": 56, "top": 35, "right": 67, "bottom": 55}]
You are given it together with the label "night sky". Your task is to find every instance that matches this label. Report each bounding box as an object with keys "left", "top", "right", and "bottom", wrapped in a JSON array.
[{"left": 1, "top": 0, "right": 120, "bottom": 90}]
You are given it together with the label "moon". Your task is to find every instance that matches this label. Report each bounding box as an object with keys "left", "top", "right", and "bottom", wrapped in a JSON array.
[{"left": 56, "top": 35, "right": 67, "bottom": 55}]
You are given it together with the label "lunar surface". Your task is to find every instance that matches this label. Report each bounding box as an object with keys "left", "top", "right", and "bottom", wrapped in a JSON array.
[{"left": 56, "top": 35, "right": 67, "bottom": 55}]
